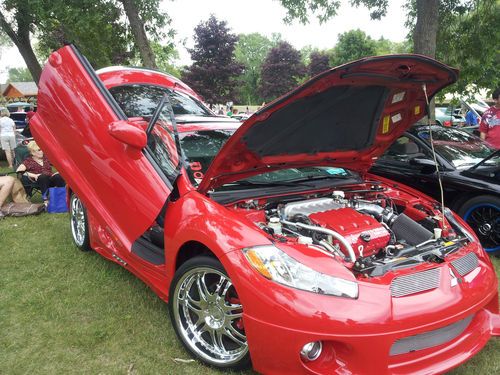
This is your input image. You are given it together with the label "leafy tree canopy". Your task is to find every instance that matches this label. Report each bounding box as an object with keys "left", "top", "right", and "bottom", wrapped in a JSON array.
[
  {"left": 235, "top": 32, "right": 280, "bottom": 105},
  {"left": 331, "top": 29, "right": 377, "bottom": 65},
  {"left": 308, "top": 50, "right": 330, "bottom": 77},
  {"left": 7, "top": 66, "right": 32, "bottom": 81},
  {"left": 182, "top": 15, "right": 243, "bottom": 104},
  {"left": 35, "top": 0, "right": 131, "bottom": 68},
  {"left": 259, "top": 41, "right": 306, "bottom": 102},
  {"left": 436, "top": 0, "right": 500, "bottom": 96}
]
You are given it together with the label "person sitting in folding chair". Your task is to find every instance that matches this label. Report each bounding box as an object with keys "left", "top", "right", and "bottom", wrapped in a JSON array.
[{"left": 16, "top": 141, "right": 65, "bottom": 205}]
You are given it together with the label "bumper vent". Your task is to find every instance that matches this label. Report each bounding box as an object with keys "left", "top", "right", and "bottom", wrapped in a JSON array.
[
  {"left": 390, "top": 315, "right": 473, "bottom": 356},
  {"left": 451, "top": 253, "right": 479, "bottom": 276},
  {"left": 390, "top": 268, "right": 440, "bottom": 298}
]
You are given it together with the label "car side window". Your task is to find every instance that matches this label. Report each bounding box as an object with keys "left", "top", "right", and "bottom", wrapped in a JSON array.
[
  {"left": 379, "top": 136, "right": 429, "bottom": 164},
  {"left": 109, "top": 84, "right": 211, "bottom": 120},
  {"left": 147, "top": 105, "right": 179, "bottom": 182}
]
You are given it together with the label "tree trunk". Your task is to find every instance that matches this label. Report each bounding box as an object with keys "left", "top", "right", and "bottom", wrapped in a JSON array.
[
  {"left": 14, "top": 34, "right": 42, "bottom": 84},
  {"left": 413, "top": 0, "right": 439, "bottom": 57},
  {"left": 413, "top": 0, "right": 440, "bottom": 121},
  {"left": 0, "top": 10, "right": 42, "bottom": 84},
  {"left": 119, "top": 0, "right": 157, "bottom": 69}
]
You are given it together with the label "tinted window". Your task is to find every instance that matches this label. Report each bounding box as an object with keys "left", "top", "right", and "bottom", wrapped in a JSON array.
[
  {"left": 180, "top": 130, "right": 234, "bottom": 184},
  {"left": 109, "top": 84, "right": 212, "bottom": 119},
  {"left": 148, "top": 105, "right": 180, "bottom": 182},
  {"left": 417, "top": 128, "right": 498, "bottom": 168},
  {"left": 379, "top": 135, "right": 429, "bottom": 163}
]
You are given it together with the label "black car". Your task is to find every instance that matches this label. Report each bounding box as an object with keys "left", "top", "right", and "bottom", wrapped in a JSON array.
[{"left": 371, "top": 125, "right": 499, "bottom": 253}]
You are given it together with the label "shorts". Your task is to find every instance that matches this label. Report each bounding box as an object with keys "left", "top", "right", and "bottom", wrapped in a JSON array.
[{"left": 1, "top": 135, "right": 16, "bottom": 151}]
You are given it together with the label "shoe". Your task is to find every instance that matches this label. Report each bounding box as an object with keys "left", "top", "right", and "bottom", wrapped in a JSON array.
[{"left": 0, "top": 210, "right": 4, "bottom": 220}]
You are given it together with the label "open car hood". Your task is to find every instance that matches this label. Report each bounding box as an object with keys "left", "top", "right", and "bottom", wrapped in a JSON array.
[{"left": 198, "top": 55, "right": 457, "bottom": 193}]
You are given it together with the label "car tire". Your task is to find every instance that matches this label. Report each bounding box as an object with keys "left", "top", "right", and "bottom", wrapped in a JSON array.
[
  {"left": 458, "top": 195, "right": 500, "bottom": 253},
  {"left": 69, "top": 193, "right": 91, "bottom": 251},
  {"left": 169, "top": 256, "right": 250, "bottom": 370}
]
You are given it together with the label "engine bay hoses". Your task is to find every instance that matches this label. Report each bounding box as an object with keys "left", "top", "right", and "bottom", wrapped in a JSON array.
[{"left": 281, "top": 220, "right": 357, "bottom": 262}]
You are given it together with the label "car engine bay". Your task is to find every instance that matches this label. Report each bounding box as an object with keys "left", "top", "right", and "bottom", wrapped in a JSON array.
[{"left": 228, "top": 181, "right": 475, "bottom": 277}]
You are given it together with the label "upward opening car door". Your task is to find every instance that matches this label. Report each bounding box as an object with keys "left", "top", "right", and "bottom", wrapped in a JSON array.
[{"left": 32, "top": 45, "right": 172, "bottom": 250}]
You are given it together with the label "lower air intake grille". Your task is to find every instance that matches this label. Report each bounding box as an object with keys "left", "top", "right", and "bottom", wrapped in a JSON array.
[
  {"left": 451, "top": 253, "right": 479, "bottom": 276},
  {"left": 390, "top": 315, "right": 473, "bottom": 355},
  {"left": 390, "top": 268, "right": 440, "bottom": 298}
]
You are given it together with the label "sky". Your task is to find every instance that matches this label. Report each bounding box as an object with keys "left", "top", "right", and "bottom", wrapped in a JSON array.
[{"left": 0, "top": 0, "right": 408, "bottom": 82}]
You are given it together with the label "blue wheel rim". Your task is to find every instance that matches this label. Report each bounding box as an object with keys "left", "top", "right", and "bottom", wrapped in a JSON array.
[{"left": 463, "top": 203, "right": 500, "bottom": 252}]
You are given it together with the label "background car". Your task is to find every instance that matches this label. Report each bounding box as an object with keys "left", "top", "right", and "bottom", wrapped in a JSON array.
[
  {"left": 371, "top": 125, "right": 499, "bottom": 253},
  {"left": 435, "top": 106, "right": 466, "bottom": 127}
]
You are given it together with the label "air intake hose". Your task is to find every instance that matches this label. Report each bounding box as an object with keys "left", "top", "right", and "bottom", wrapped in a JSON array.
[{"left": 391, "top": 213, "right": 433, "bottom": 246}]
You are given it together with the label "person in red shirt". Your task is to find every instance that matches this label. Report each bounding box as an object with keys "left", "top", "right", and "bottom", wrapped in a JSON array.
[
  {"left": 16, "top": 141, "right": 65, "bottom": 202},
  {"left": 479, "top": 88, "right": 500, "bottom": 149}
]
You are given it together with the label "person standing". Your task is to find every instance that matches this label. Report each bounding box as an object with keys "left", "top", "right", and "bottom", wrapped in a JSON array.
[
  {"left": 0, "top": 109, "right": 16, "bottom": 169},
  {"left": 480, "top": 88, "right": 500, "bottom": 149}
]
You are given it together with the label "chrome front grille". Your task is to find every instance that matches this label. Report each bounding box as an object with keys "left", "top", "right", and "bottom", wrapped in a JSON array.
[
  {"left": 390, "top": 268, "right": 440, "bottom": 298},
  {"left": 451, "top": 253, "right": 479, "bottom": 276},
  {"left": 390, "top": 315, "right": 473, "bottom": 355}
]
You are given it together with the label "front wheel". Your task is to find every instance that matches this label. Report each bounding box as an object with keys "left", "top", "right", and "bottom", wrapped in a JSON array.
[
  {"left": 169, "top": 256, "right": 250, "bottom": 370},
  {"left": 458, "top": 195, "right": 500, "bottom": 253},
  {"left": 69, "top": 193, "right": 91, "bottom": 251}
]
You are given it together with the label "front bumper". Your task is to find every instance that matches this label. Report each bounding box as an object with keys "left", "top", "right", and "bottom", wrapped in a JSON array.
[{"left": 223, "top": 247, "right": 500, "bottom": 375}]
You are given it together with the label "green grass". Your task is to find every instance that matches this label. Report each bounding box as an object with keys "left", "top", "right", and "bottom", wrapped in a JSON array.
[{"left": 0, "top": 163, "right": 498, "bottom": 374}]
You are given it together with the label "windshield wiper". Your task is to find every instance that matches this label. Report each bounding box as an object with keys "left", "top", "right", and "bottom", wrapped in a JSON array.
[
  {"left": 287, "top": 174, "right": 352, "bottom": 183},
  {"left": 468, "top": 149, "right": 500, "bottom": 171},
  {"left": 225, "top": 180, "right": 315, "bottom": 188}
]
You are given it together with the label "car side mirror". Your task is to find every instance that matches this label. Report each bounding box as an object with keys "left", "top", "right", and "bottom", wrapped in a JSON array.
[
  {"left": 108, "top": 120, "right": 147, "bottom": 149},
  {"left": 409, "top": 157, "right": 436, "bottom": 167}
]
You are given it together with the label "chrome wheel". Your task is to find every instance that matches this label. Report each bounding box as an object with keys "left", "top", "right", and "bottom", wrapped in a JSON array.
[
  {"left": 171, "top": 262, "right": 248, "bottom": 367},
  {"left": 70, "top": 194, "right": 90, "bottom": 250}
]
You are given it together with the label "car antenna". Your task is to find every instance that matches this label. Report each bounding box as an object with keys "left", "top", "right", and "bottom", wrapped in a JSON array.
[{"left": 422, "top": 83, "right": 447, "bottom": 231}]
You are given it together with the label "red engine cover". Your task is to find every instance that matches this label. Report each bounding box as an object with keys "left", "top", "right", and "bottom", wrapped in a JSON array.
[{"left": 309, "top": 208, "right": 390, "bottom": 258}]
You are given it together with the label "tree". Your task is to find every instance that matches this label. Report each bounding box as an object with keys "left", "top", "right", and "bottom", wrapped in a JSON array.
[
  {"left": 259, "top": 41, "right": 306, "bottom": 102},
  {"left": 118, "top": 0, "right": 173, "bottom": 69},
  {"left": 234, "top": 32, "right": 279, "bottom": 105},
  {"left": 277, "top": 0, "right": 438, "bottom": 56},
  {"left": 374, "top": 37, "right": 411, "bottom": 55},
  {"left": 0, "top": 1, "right": 42, "bottom": 83},
  {"left": 182, "top": 15, "right": 243, "bottom": 104},
  {"left": 436, "top": 0, "right": 500, "bottom": 95},
  {"left": 308, "top": 51, "right": 330, "bottom": 77},
  {"left": 7, "top": 67, "right": 32, "bottom": 81},
  {"left": 36, "top": 0, "right": 132, "bottom": 69},
  {"left": 331, "top": 29, "right": 377, "bottom": 66}
]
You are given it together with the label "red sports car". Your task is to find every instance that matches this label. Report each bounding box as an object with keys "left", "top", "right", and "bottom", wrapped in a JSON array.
[{"left": 32, "top": 45, "right": 499, "bottom": 374}]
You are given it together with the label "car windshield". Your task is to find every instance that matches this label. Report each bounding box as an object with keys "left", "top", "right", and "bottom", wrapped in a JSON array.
[
  {"left": 109, "top": 84, "right": 212, "bottom": 119},
  {"left": 416, "top": 127, "right": 499, "bottom": 168},
  {"left": 179, "top": 129, "right": 353, "bottom": 187},
  {"left": 179, "top": 129, "right": 234, "bottom": 184}
]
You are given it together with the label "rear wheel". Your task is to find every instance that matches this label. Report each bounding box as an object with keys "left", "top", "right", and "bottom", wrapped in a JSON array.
[
  {"left": 169, "top": 256, "right": 250, "bottom": 370},
  {"left": 458, "top": 195, "right": 500, "bottom": 253},
  {"left": 70, "top": 193, "right": 91, "bottom": 251}
]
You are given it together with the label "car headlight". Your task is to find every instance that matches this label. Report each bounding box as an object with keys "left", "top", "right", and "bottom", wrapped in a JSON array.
[{"left": 242, "top": 245, "right": 358, "bottom": 298}]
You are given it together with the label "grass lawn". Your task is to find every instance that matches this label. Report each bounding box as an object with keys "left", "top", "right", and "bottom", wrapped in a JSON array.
[{"left": 1, "top": 164, "right": 499, "bottom": 374}]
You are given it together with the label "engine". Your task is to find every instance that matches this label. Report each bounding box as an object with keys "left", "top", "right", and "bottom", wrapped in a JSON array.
[{"left": 253, "top": 189, "right": 466, "bottom": 276}]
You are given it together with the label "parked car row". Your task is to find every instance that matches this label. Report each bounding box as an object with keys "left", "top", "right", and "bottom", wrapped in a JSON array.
[{"left": 29, "top": 46, "right": 499, "bottom": 374}]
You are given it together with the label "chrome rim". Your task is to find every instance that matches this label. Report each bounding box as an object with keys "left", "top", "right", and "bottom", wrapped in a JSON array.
[
  {"left": 70, "top": 196, "right": 86, "bottom": 247},
  {"left": 172, "top": 267, "right": 247, "bottom": 365}
]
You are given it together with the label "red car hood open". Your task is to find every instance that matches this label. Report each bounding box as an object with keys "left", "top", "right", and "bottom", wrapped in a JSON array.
[{"left": 198, "top": 55, "right": 457, "bottom": 193}]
